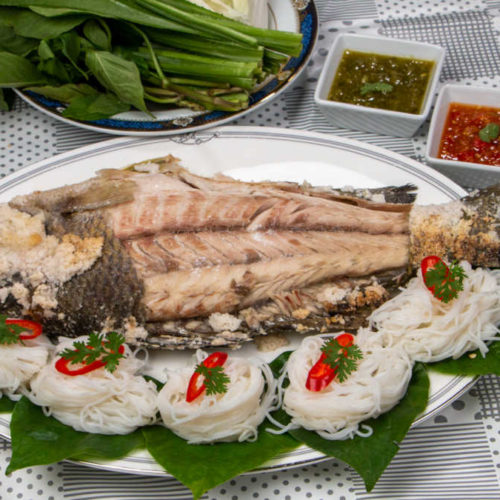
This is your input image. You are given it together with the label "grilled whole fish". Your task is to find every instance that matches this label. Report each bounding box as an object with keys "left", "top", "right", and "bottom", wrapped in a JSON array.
[{"left": 1, "top": 156, "right": 499, "bottom": 349}]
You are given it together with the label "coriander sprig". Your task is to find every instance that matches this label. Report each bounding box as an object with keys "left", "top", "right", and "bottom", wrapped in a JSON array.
[
  {"left": 423, "top": 260, "right": 466, "bottom": 304},
  {"left": 320, "top": 337, "right": 363, "bottom": 383},
  {"left": 360, "top": 82, "right": 393, "bottom": 96},
  {"left": 479, "top": 123, "right": 500, "bottom": 143},
  {"left": 0, "top": 315, "right": 25, "bottom": 345},
  {"left": 194, "top": 364, "right": 230, "bottom": 396},
  {"left": 59, "top": 331, "right": 125, "bottom": 373}
]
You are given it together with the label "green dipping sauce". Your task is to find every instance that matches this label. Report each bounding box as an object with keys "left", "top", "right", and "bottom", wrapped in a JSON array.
[{"left": 328, "top": 50, "right": 435, "bottom": 114}]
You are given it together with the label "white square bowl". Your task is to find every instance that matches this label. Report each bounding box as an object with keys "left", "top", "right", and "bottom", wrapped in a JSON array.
[
  {"left": 425, "top": 84, "right": 500, "bottom": 183},
  {"left": 314, "top": 34, "right": 445, "bottom": 137}
]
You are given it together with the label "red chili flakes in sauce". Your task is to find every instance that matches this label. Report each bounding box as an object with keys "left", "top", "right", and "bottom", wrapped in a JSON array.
[{"left": 438, "top": 103, "right": 500, "bottom": 166}]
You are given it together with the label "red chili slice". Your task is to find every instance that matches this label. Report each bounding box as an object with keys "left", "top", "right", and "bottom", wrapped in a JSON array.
[
  {"left": 5, "top": 319, "right": 42, "bottom": 340},
  {"left": 421, "top": 255, "right": 448, "bottom": 301},
  {"left": 186, "top": 351, "right": 228, "bottom": 403},
  {"left": 305, "top": 333, "right": 354, "bottom": 392},
  {"left": 55, "top": 344, "right": 125, "bottom": 377}
]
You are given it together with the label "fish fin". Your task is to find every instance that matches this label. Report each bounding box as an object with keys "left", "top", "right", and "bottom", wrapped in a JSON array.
[{"left": 10, "top": 178, "right": 136, "bottom": 214}]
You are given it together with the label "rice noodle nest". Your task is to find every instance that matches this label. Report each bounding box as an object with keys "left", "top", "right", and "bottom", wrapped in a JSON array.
[
  {"left": 158, "top": 351, "right": 277, "bottom": 444},
  {"left": 365, "top": 263, "right": 500, "bottom": 363},
  {"left": 27, "top": 336, "right": 158, "bottom": 435},
  {"left": 0, "top": 338, "right": 50, "bottom": 399},
  {"left": 282, "top": 334, "right": 413, "bottom": 440}
]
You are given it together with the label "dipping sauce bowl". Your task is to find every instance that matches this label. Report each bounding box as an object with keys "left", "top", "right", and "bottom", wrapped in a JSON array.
[{"left": 314, "top": 34, "right": 445, "bottom": 137}]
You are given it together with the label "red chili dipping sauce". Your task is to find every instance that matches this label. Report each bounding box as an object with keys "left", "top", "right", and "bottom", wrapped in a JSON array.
[{"left": 438, "top": 103, "right": 500, "bottom": 166}]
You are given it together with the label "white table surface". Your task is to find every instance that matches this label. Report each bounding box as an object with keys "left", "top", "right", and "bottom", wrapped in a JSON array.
[{"left": 1, "top": 0, "right": 500, "bottom": 499}]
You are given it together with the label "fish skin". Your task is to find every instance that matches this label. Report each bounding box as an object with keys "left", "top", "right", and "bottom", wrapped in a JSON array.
[
  {"left": 41, "top": 212, "right": 146, "bottom": 341},
  {"left": 410, "top": 184, "right": 500, "bottom": 268},
  {"left": 138, "top": 270, "right": 408, "bottom": 350},
  {"left": 3, "top": 157, "right": 499, "bottom": 349}
]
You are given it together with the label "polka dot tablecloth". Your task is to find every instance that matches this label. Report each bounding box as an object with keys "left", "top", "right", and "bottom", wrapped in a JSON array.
[{"left": 1, "top": 1, "right": 500, "bottom": 499}]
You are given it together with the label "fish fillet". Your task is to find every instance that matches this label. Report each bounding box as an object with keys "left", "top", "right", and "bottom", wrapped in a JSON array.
[{"left": 2, "top": 156, "right": 499, "bottom": 349}]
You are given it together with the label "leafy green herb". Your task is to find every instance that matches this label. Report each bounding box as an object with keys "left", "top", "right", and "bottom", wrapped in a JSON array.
[
  {"left": 6, "top": 397, "right": 144, "bottom": 474},
  {"left": 0, "top": 23, "right": 38, "bottom": 56},
  {"left": 59, "top": 331, "right": 125, "bottom": 373},
  {"left": 0, "top": 315, "right": 26, "bottom": 345},
  {"left": 36, "top": 39, "right": 77, "bottom": 83},
  {"left": 29, "top": 6, "right": 77, "bottom": 17},
  {"left": 428, "top": 339, "right": 500, "bottom": 376},
  {"left": 320, "top": 337, "right": 363, "bottom": 382},
  {"left": 290, "top": 363, "right": 430, "bottom": 491},
  {"left": 143, "top": 422, "right": 299, "bottom": 500},
  {"left": 0, "top": 396, "right": 15, "bottom": 413},
  {"left": 268, "top": 350, "right": 292, "bottom": 379},
  {"left": 26, "top": 82, "right": 97, "bottom": 102},
  {"left": 424, "top": 260, "right": 466, "bottom": 303},
  {"left": 360, "top": 82, "right": 393, "bottom": 96},
  {"left": 38, "top": 39, "right": 54, "bottom": 60},
  {"left": 85, "top": 50, "right": 148, "bottom": 113},
  {"left": 0, "top": 1, "right": 184, "bottom": 31},
  {"left": 0, "top": 51, "right": 45, "bottom": 87},
  {"left": 0, "top": 7, "right": 86, "bottom": 40},
  {"left": 61, "top": 92, "right": 130, "bottom": 120},
  {"left": 142, "top": 375, "right": 165, "bottom": 391},
  {"left": 479, "top": 122, "right": 500, "bottom": 143},
  {"left": 0, "top": 0, "right": 303, "bottom": 117},
  {"left": 83, "top": 19, "right": 111, "bottom": 51},
  {"left": 194, "top": 364, "right": 230, "bottom": 396},
  {"left": 0, "top": 88, "right": 15, "bottom": 110},
  {"left": 58, "top": 31, "right": 87, "bottom": 79}
]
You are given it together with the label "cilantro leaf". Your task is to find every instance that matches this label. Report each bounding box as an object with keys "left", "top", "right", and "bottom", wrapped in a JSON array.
[
  {"left": 424, "top": 260, "right": 466, "bottom": 303},
  {"left": 478, "top": 123, "right": 499, "bottom": 143},
  {"left": 321, "top": 337, "right": 363, "bottom": 383},
  {"left": 360, "top": 82, "right": 393, "bottom": 96},
  {"left": 59, "top": 331, "right": 125, "bottom": 373},
  {"left": 195, "top": 364, "right": 230, "bottom": 396},
  {"left": 0, "top": 315, "right": 27, "bottom": 345}
]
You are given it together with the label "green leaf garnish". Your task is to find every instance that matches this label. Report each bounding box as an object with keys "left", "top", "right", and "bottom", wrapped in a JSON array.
[
  {"left": 360, "top": 82, "right": 393, "bottom": 96},
  {"left": 59, "top": 331, "right": 125, "bottom": 373},
  {"left": 0, "top": 88, "right": 15, "bottom": 111},
  {"left": 428, "top": 339, "right": 500, "bottom": 376},
  {"left": 0, "top": 315, "right": 26, "bottom": 345},
  {"left": 290, "top": 363, "right": 430, "bottom": 491},
  {"left": 7, "top": 397, "right": 144, "bottom": 474},
  {"left": 0, "top": 395, "right": 16, "bottom": 413},
  {"left": 194, "top": 364, "right": 230, "bottom": 396},
  {"left": 478, "top": 123, "right": 500, "bottom": 143},
  {"left": 143, "top": 421, "right": 300, "bottom": 500},
  {"left": 424, "top": 260, "right": 466, "bottom": 303},
  {"left": 320, "top": 337, "right": 363, "bottom": 382}
]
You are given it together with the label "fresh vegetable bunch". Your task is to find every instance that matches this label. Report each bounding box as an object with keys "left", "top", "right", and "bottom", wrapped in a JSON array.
[{"left": 0, "top": 0, "right": 302, "bottom": 119}]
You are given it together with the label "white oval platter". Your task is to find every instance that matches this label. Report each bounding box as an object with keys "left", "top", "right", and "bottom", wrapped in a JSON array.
[{"left": 0, "top": 126, "right": 475, "bottom": 476}]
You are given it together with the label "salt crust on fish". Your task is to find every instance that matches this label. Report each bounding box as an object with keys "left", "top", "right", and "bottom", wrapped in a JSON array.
[{"left": 0, "top": 205, "right": 103, "bottom": 318}]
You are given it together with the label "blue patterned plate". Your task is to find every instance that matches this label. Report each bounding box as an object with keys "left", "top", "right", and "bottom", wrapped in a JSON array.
[{"left": 15, "top": 0, "right": 318, "bottom": 136}]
